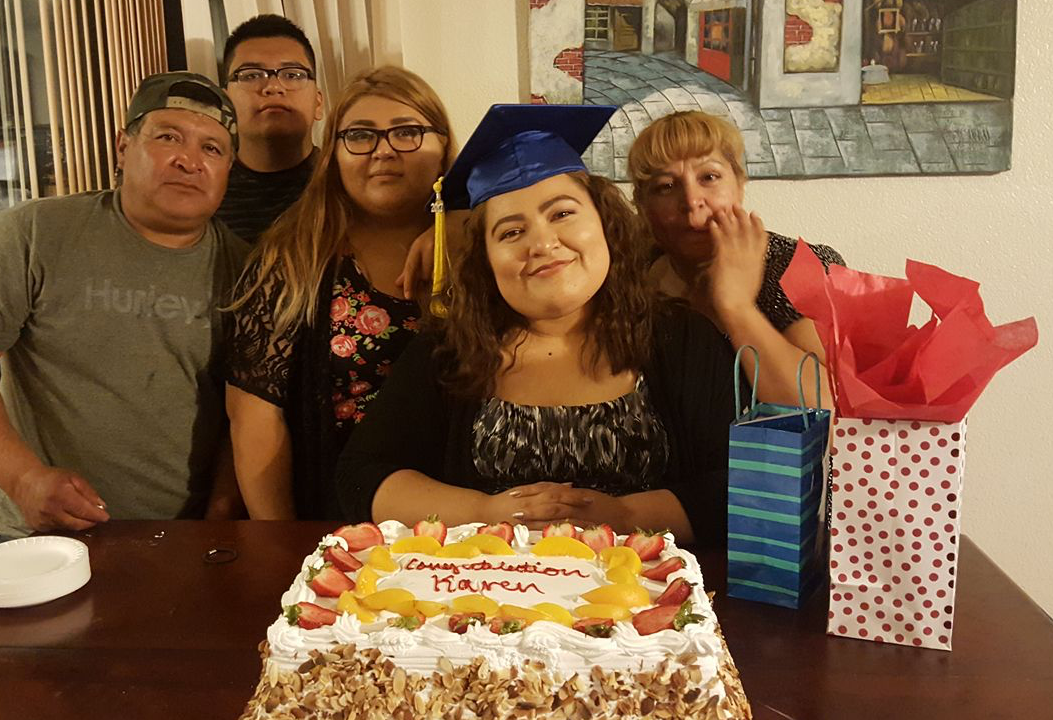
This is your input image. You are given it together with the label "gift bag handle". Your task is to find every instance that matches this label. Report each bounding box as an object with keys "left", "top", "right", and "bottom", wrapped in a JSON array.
[
  {"left": 734, "top": 346, "right": 822, "bottom": 428},
  {"left": 733, "top": 345, "right": 760, "bottom": 417},
  {"left": 797, "top": 352, "right": 822, "bottom": 429}
]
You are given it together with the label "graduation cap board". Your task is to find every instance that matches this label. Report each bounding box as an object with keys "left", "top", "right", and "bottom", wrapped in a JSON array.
[{"left": 429, "top": 103, "right": 617, "bottom": 315}]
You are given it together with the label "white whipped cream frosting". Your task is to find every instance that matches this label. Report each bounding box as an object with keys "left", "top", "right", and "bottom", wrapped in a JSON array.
[{"left": 266, "top": 521, "right": 724, "bottom": 685}]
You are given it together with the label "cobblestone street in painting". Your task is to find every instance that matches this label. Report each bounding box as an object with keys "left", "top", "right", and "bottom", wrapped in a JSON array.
[{"left": 581, "top": 50, "right": 1012, "bottom": 181}]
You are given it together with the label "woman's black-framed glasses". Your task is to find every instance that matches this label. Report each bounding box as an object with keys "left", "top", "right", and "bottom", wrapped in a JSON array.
[
  {"left": 227, "top": 66, "right": 315, "bottom": 90},
  {"left": 337, "top": 125, "right": 444, "bottom": 155}
]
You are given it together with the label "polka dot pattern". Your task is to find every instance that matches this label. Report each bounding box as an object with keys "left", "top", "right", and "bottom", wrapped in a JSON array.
[{"left": 827, "top": 417, "right": 966, "bottom": 651}]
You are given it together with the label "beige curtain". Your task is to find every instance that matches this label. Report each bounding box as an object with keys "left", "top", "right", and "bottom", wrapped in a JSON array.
[
  {"left": 183, "top": 0, "right": 401, "bottom": 123},
  {"left": 181, "top": 0, "right": 413, "bottom": 148},
  {"left": 180, "top": 0, "right": 527, "bottom": 147},
  {"left": 1, "top": 0, "right": 167, "bottom": 204}
]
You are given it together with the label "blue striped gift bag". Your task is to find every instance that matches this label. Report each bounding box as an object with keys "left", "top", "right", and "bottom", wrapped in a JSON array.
[{"left": 726, "top": 347, "right": 831, "bottom": 609}]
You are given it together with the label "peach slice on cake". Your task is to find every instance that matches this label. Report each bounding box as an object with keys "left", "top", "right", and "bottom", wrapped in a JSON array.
[
  {"left": 450, "top": 594, "right": 499, "bottom": 618},
  {"left": 498, "top": 604, "right": 550, "bottom": 624},
  {"left": 531, "top": 536, "right": 596, "bottom": 560},
  {"left": 366, "top": 545, "right": 398, "bottom": 572},
  {"left": 460, "top": 534, "right": 516, "bottom": 555},
  {"left": 581, "top": 583, "right": 650, "bottom": 608},
  {"left": 352, "top": 566, "right": 379, "bottom": 598},
  {"left": 434, "top": 542, "right": 483, "bottom": 559},
  {"left": 573, "top": 603, "right": 632, "bottom": 621},
  {"left": 390, "top": 535, "right": 442, "bottom": 555},
  {"left": 599, "top": 546, "right": 642, "bottom": 575},
  {"left": 360, "top": 588, "right": 416, "bottom": 611},
  {"left": 605, "top": 566, "right": 641, "bottom": 585},
  {"left": 531, "top": 602, "right": 575, "bottom": 627},
  {"left": 336, "top": 591, "right": 377, "bottom": 623},
  {"left": 415, "top": 600, "right": 449, "bottom": 617}
]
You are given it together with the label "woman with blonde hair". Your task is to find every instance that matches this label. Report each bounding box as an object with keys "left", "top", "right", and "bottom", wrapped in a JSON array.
[
  {"left": 226, "top": 66, "right": 455, "bottom": 519},
  {"left": 629, "top": 111, "right": 844, "bottom": 407}
]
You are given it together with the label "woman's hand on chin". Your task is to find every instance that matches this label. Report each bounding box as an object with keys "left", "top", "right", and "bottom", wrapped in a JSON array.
[
  {"left": 706, "top": 204, "right": 767, "bottom": 323},
  {"left": 483, "top": 481, "right": 596, "bottom": 531}
]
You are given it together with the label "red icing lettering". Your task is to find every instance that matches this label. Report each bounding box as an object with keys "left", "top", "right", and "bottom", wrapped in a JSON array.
[
  {"left": 405, "top": 557, "right": 588, "bottom": 579},
  {"left": 431, "top": 574, "right": 542, "bottom": 595}
]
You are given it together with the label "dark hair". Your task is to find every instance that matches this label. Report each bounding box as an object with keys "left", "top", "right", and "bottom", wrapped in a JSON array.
[
  {"left": 124, "top": 116, "right": 144, "bottom": 136},
  {"left": 221, "top": 14, "right": 316, "bottom": 84},
  {"left": 438, "top": 172, "right": 655, "bottom": 399}
]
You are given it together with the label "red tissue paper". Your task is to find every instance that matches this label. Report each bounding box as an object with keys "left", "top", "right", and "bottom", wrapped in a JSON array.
[{"left": 780, "top": 241, "right": 1038, "bottom": 422}]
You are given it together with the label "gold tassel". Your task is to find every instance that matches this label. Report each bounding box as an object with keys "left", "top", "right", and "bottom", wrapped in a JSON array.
[{"left": 429, "top": 177, "right": 449, "bottom": 317}]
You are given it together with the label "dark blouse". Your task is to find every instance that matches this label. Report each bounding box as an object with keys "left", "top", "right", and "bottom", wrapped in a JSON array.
[
  {"left": 227, "top": 254, "right": 419, "bottom": 519},
  {"left": 651, "top": 232, "right": 845, "bottom": 332},
  {"left": 471, "top": 376, "right": 669, "bottom": 494},
  {"left": 336, "top": 303, "right": 743, "bottom": 548}
]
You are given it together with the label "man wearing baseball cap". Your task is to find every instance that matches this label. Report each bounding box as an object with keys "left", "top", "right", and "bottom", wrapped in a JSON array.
[{"left": 0, "top": 71, "right": 249, "bottom": 536}]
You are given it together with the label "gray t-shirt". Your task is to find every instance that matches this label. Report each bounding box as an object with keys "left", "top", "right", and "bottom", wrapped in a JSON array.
[{"left": 0, "top": 190, "right": 248, "bottom": 535}]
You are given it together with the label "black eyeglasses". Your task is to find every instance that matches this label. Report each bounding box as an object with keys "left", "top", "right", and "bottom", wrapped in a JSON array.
[
  {"left": 337, "top": 125, "right": 444, "bottom": 155},
  {"left": 227, "top": 66, "right": 315, "bottom": 90}
]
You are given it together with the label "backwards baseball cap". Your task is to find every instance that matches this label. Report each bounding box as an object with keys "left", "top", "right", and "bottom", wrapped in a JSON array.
[
  {"left": 125, "top": 71, "right": 238, "bottom": 149},
  {"left": 441, "top": 104, "right": 616, "bottom": 211}
]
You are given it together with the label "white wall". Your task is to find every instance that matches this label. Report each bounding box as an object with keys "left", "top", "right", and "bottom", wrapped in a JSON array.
[
  {"left": 408, "top": 0, "right": 1052, "bottom": 614},
  {"left": 747, "top": 3, "right": 1052, "bottom": 613}
]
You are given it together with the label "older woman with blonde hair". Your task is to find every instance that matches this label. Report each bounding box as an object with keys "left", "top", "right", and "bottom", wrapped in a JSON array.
[
  {"left": 629, "top": 111, "right": 844, "bottom": 407},
  {"left": 226, "top": 66, "right": 456, "bottom": 519}
]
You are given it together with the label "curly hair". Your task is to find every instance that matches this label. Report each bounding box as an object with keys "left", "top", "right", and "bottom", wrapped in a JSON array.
[{"left": 438, "top": 172, "right": 655, "bottom": 399}]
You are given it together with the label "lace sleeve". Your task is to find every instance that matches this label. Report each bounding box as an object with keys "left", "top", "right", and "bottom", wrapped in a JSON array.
[
  {"left": 759, "top": 232, "right": 846, "bottom": 332},
  {"left": 225, "top": 260, "right": 299, "bottom": 407}
]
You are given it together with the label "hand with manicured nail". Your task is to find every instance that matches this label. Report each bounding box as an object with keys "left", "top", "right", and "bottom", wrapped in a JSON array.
[{"left": 483, "top": 481, "right": 593, "bottom": 530}]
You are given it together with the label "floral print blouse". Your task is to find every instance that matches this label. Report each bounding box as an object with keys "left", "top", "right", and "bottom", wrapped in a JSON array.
[{"left": 328, "top": 259, "right": 419, "bottom": 429}]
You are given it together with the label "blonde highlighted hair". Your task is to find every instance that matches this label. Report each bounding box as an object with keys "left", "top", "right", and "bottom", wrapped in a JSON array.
[
  {"left": 229, "top": 65, "right": 456, "bottom": 335},
  {"left": 627, "top": 111, "right": 746, "bottom": 205}
]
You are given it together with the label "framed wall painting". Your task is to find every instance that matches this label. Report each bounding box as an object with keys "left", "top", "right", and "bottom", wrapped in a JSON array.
[{"left": 528, "top": 0, "right": 1016, "bottom": 180}]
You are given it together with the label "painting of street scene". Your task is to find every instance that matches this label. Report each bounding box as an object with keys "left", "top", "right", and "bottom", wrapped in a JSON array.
[{"left": 529, "top": 0, "right": 1016, "bottom": 179}]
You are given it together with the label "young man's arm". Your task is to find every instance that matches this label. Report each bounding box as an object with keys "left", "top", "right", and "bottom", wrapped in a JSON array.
[{"left": 0, "top": 374, "right": 110, "bottom": 531}]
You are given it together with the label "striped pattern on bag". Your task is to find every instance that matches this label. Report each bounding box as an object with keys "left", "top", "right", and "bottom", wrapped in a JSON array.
[{"left": 727, "top": 407, "right": 828, "bottom": 608}]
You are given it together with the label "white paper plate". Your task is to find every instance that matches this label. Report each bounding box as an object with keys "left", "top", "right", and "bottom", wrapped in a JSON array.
[{"left": 0, "top": 536, "right": 91, "bottom": 608}]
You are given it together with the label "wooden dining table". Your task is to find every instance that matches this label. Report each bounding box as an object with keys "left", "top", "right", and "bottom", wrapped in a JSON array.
[{"left": 1, "top": 520, "right": 1051, "bottom": 720}]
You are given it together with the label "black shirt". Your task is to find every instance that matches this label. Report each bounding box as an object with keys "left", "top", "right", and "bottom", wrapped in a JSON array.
[
  {"left": 335, "top": 303, "right": 742, "bottom": 548},
  {"left": 215, "top": 148, "right": 317, "bottom": 243}
]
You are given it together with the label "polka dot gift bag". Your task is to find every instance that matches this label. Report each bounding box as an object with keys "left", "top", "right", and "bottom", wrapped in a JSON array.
[
  {"left": 779, "top": 241, "right": 1037, "bottom": 650},
  {"left": 828, "top": 416, "right": 966, "bottom": 648}
]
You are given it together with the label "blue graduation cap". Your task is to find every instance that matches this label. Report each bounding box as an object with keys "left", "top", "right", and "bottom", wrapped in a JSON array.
[
  {"left": 442, "top": 104, "right": 617, "bottom": 211},
  {"left": 429, "top": 103, "right": 616, "bottom": 316}
]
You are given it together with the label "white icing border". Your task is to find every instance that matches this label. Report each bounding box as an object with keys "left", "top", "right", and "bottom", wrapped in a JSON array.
[{"left": 266, "top": 521, "right": 725, "bottom": 684}]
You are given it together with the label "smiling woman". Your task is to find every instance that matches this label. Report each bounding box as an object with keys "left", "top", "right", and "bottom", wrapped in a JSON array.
[{"left": 335, "top": 105, "right": 742, "bottom": 548}]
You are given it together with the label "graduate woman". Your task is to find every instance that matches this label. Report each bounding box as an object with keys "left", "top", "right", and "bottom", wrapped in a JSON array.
[{"left": 335, "top": 105, "right": 740, "bottom": 547}]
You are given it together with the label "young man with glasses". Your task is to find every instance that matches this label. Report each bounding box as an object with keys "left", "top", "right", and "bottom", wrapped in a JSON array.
[{"left": 216, "top": 15, "right": 323, "bottom": 243}]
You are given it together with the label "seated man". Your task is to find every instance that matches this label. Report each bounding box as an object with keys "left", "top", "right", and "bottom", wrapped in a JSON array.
[
  {"left": 215, "top": 14, "right": 323, "bottom": 243},
  {"left": 0, "top": 72, "right": 248, "bottom": 535}
]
